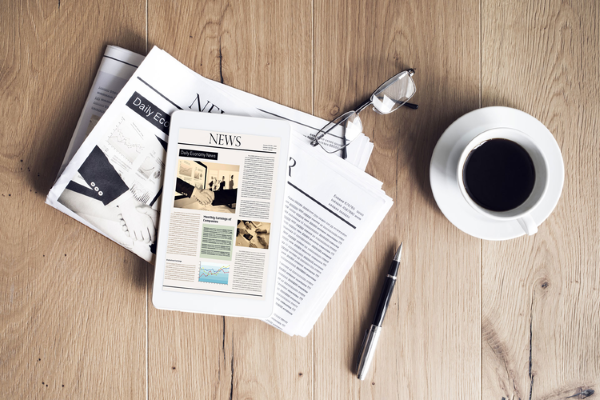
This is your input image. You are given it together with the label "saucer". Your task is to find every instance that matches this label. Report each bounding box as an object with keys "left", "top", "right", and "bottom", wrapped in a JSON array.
[{"left": 430, "top": 106, "right": 564, "bottom": 240}]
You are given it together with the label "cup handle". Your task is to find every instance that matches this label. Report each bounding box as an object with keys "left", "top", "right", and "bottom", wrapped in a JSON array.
[{"left": 517, "top": 214, "right": 538, "bottom": 235}]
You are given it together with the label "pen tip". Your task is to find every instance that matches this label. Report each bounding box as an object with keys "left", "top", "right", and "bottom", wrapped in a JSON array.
[{"left": 393, "top": 243, "right": 403, "bottom": 262}]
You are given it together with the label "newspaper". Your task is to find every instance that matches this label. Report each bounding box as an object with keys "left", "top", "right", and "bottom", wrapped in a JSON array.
[{"left": 47, "top": 46, "right": 393, "bottom": 336}]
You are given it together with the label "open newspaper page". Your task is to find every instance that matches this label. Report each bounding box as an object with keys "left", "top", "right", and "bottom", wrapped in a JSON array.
[
  {"left": 264, "top": 137, "right": 393, "bottom": 336},
  {"left": 160, "top": 128, "right": 283, "bottom": 298},
  {"left": 58, "top": 46, "right": 145, "bottom": 177},
  {"left": 46, "top": 48, "right": 255, "bottom": 262}
]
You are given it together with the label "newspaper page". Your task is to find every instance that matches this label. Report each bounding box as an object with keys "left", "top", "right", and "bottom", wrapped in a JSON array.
[
  {"left": 58, "top": 46, "right": 145, "bottom": 177},
  {"left": 47, "top": 48, "right": 256, "bottom": 262},
  {"left": 264, "top": 137, "right": 393, "bottom": 336},
  {"left": 160, "top": 128, "right": 284, "bottom": 298}
]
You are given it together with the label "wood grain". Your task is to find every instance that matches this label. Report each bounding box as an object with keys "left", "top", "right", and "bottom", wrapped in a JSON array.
[
  {"left": 312, "top": 0, "right": 481, "bottom": 398},
  {"left": 481, "top": 1, "right": 600, "bottom": 399},
  {"left": 1, "top": 0, "right": 600, "bottom": 398},
  {"left": 147, "top": 1, "right": 313, "bottom": 399},
  {"left": 0, "top": 0, "right": 147, "bottom": 399}
]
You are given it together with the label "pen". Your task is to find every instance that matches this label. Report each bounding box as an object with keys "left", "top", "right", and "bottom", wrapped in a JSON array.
[{"left": 356, "top": 243, "right": 403, "bottom": 380}]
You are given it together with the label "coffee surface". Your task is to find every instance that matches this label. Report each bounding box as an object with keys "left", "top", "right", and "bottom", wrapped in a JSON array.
[{"left": 463, "top": 139, "right": 535, "bottom": 212}]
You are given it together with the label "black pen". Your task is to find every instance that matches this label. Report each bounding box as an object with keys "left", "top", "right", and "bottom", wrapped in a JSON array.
[{"left": 356, "top": 243, "right": 403, "bottom": 380}]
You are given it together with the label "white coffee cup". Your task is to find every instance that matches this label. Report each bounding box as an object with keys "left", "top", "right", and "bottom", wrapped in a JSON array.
[{"left": 456, "top": 128, "right": 549, "bottom": 235}]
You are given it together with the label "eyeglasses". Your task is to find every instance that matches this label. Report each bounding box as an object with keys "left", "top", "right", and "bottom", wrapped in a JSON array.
[{"left": 310, "top": 69, "right": 417, "bottom": 157}]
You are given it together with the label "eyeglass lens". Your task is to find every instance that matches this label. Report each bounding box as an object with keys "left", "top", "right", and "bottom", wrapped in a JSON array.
[{"left": 371, "top": 70, "right": 416, "bottom": 114}]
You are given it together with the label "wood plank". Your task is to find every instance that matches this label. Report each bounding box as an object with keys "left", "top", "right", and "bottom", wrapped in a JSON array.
[
  {"left": 312, "top": 0, "right": 481, "bottom": 398},
  {"left": 4, "top": 0, "right": 598, "bottom": 398},
  {"left": 147, "top": 1, "right": 313, "bottom": 399},
  {"left": 481, "top": 1, "right": 600, "bottom": 399},
  {"left": 0, "top": 0, "right": 147, "bottom": 399}
]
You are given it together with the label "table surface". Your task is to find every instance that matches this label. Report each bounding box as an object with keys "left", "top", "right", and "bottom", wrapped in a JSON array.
[{"left": 1, "top": 0, "right": 598, "bottom": 399}]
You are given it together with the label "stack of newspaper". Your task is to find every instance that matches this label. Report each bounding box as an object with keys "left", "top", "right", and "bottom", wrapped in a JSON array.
[{"left": 46, "top": 46, "right": 393, "bottom": 336}]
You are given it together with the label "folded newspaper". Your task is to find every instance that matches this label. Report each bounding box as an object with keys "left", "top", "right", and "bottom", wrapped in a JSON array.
[{"left": 47, "top": 46, "right": 393, "bottom": 336}]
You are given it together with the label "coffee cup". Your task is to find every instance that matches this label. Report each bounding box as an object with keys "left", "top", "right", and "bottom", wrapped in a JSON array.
[{"left": 456, "top": 128, "right": 549, "bottom": 235}]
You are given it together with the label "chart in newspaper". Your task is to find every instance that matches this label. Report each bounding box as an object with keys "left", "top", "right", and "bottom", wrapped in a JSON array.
[{"left": 161, "top": 128, "right": 282, "bottom": 298}]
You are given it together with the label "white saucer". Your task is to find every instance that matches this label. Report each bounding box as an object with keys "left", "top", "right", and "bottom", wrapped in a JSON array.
[{"left": 430, "top": 106, "right": 564, "bottom": 240}]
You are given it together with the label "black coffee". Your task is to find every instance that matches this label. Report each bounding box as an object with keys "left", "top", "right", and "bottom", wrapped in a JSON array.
[{"left": 462, "top": 139, "right": 535, "bottom": 212}]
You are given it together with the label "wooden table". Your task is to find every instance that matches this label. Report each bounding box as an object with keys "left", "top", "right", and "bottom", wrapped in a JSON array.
[{"left": 1, "top": 0, "right": 598, "bottom": 398}]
